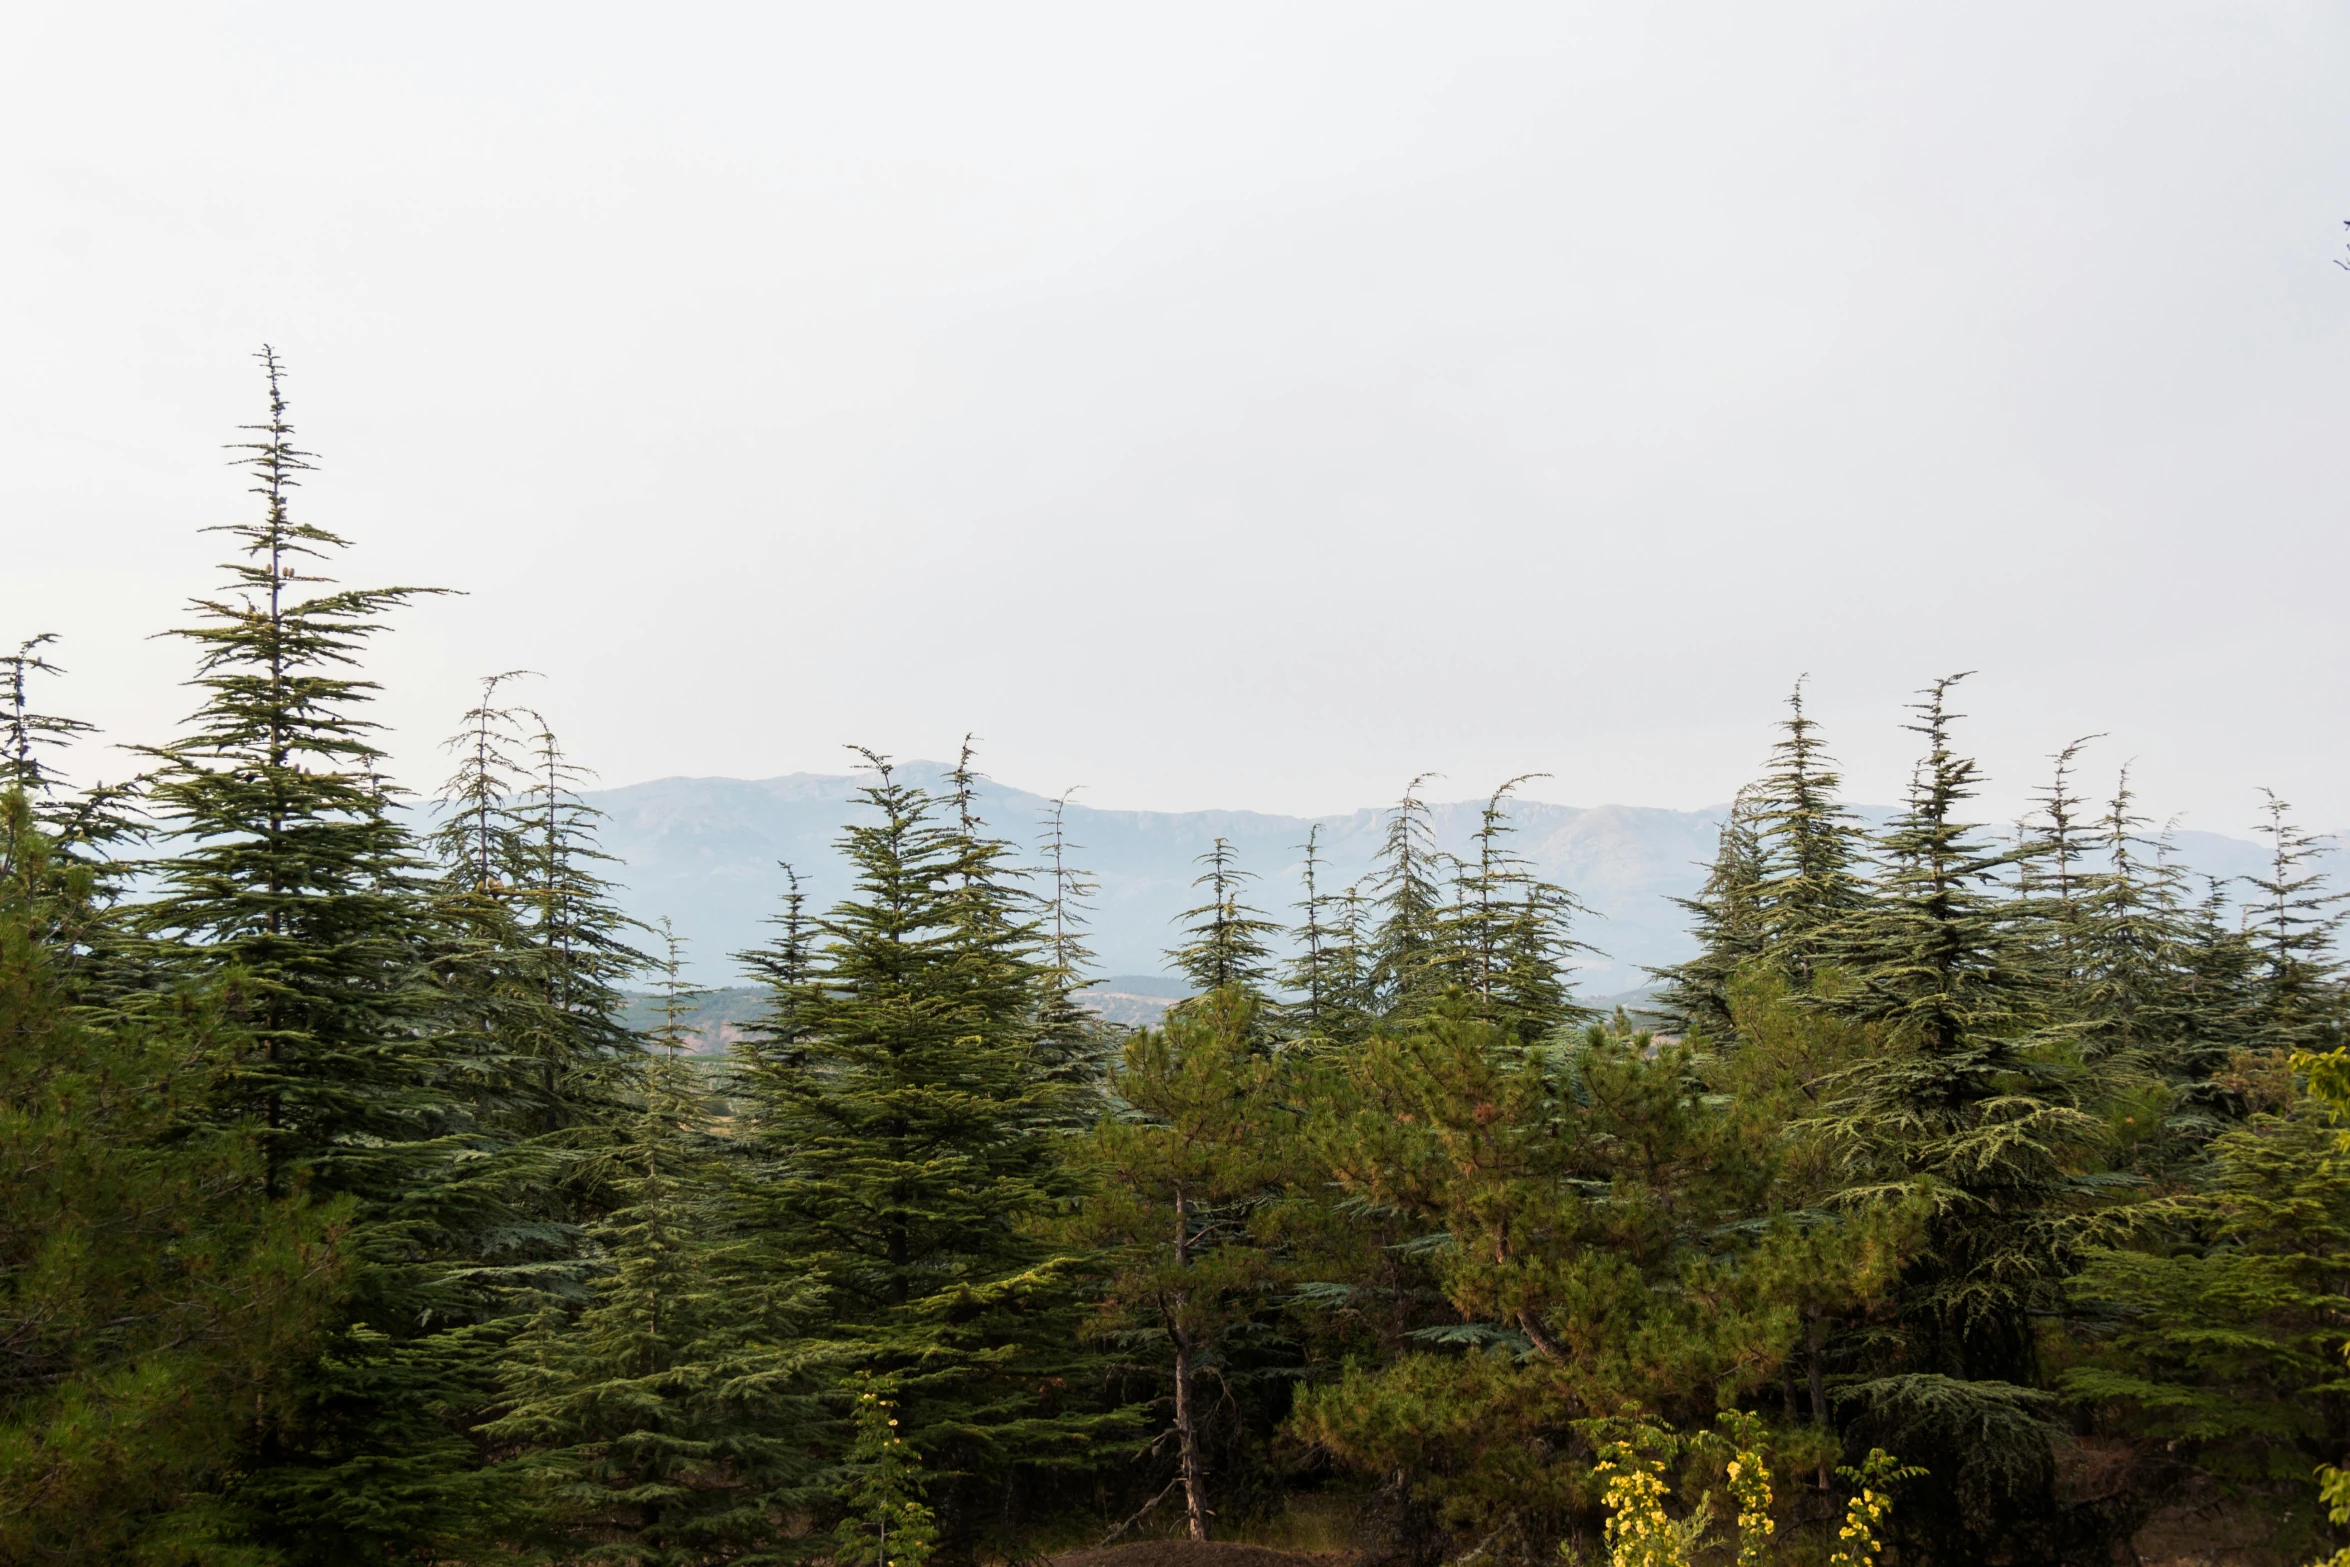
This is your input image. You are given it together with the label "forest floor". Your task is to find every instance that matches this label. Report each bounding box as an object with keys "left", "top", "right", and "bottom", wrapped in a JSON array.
[{"left": 1048, "top": 1543, "right": 1345, "bottom": 1567}]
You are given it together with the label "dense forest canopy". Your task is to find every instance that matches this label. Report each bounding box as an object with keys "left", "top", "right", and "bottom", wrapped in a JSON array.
[{"left": 4, "top": 355, "right": 2348, "bottom": 1567}]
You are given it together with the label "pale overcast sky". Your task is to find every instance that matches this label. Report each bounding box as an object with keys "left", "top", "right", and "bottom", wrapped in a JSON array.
[{"left": 5, "top": 3, "right": 2345, "bottom": 835}]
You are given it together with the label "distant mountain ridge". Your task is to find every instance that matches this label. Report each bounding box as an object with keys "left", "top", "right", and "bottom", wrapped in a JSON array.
[{"left": 578, "top": 764, "right": 2327, "bottom": 994}]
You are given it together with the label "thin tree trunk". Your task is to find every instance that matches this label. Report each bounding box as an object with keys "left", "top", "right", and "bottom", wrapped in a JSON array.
[
  {"left": 1174, "top": 1331, "right": 1207, "bottom": 1541},
  {"left": 1173, "top": 1185, "right": 1208, "bottom": 1541},
  {"left": 1806, "top": 1307, "right": 1831, "bottom": 1492}
]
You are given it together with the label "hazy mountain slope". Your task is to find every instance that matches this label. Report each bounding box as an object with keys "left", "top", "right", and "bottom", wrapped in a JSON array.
[
  {"left": 577, "top": 764, "right": 2335, "bottom": 993},
  {"left": 578, "top": 766, "right": 1731, "bottom": 991}
]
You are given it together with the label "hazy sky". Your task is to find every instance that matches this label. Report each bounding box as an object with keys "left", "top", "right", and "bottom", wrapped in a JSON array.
[{"left": 6, "top": 3, "right": 2345, "bottom": 838}]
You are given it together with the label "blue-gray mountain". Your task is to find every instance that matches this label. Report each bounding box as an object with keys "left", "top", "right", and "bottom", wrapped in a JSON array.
[{"left": 579, "top": 764, "right": 2330, "bottom": 997}]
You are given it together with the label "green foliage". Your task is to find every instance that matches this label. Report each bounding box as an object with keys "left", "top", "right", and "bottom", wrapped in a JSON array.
[
  {"left": 1438, "top": 776, "right": 1589, "bottom": 1045},
  {"left": 1168, "top": 838, "right": 1281, "bottom": 1004},
  {"left": 486, "top": 931, "right": 831, "bottom": 1561},
  {"left": 2066, "top": 1107, "right": 2350, "bottom": 1495},
  {"left": 0, "top": 794, "right": 343, "bottom": 1561},
  {"left": 1296, "top": 1003, "right": 1907, "bottom": 1557},
  {"left": 1827, "top": 1448, "right": 1925, "bottom": 1567},
  {"left": 736, "top": 752, "right": 1123, "bottom": 1551},
  {"left": 15, "top": 345, "right": 2350, "bottom": 1567},
  {"left": 1064, "top": 988, "right": 1288, "bottom": 1538}
]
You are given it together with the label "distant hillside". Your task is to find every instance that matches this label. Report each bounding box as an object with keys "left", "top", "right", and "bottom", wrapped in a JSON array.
[
  {"left": 620, "top": 975, "right": 1180, "bottom": 1055},
  {"left": 578, "top": 766, "right": 1728, "bottom": 992},
  {"left": 578, "top": 765, "right": 2333, "bottom": 997}
]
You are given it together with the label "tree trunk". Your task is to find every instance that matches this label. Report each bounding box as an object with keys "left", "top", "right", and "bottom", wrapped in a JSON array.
[
  {"left": 1174, "top": 1185, "right": 1208, "bottom": 1541},
  {"left": 1174, "top": 1330, "right": 1208, "bottom": 1541},
  {"left": 1807, "top": 1307, "right": 1831, "bottom": 1492}
]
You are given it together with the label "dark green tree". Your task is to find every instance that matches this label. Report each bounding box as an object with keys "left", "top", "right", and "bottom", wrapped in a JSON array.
[
  {"left": 129, "top": 349, "right": 511, "bottom": 1559},
  {"left": 488, "top": 927, "right": 831, "bottom": 1562},
  {"left": 1033, "top": 788, "right": 1113, "bottom": 1088},
  {"left": 0, "top": 792, "right": 341, "bottom": 1561},
  {"left": 1167, "top": 837, "right": 1280, "bottom": 1004},
  {"left": 1284, "top": 824, "right": 1369, "bottom": 1049},
  {"left": 2064, "top": 1097, "right": 2350, "bottom": 1562},
  {"left": 1652, "top": 789, "right": 1766, "bottom": 1042},
  {"left": 1808, "top": 676, "right": 2104, "bottom": 1562},
  {"left": 1365, "top": 776, "right": 1450, "bottom": 1022},
  {"left": 740, "top": 752, "right": 1123, "bottom": 1554},
  {"left": 2243, "top": 791, "right": 2346, "bottom": 1058},
  {"left": 0, "top": 635, "right": 94, "bottom": 805},
  {"left": 1439, "top": 776, "right": 1587, "bottom": 1043},
  {"left": 1064, "top": 989, "right": 1288, "bottom": 1541},
  {"left": 1748, "top": 680, "right": 1869, "bottom": 985}
]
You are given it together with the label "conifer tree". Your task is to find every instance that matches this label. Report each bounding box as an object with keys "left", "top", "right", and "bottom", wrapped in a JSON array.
[
  {"left": 835, "top": 1378, "right": 938, "bottom": 1567},
  {"left": 489, "top": 926, "right": 830, "bottom": 1561},
  {"left": 1365, "top": 776, "right": 1450, "bottom": 1021},
  {"left": 1295, "top": 1002, "right": 1903, "bottom": 1561},
  {"left": 2064, "top": 1095, "right": 2350, "bottom": 1561},
  {"left": 735, "top": 861, "right": 816, "bottom": 1092},
  {"left": 135, "top": 347, "right": 447, "bottom": 1193},
  {"left": 1065, "top": 989, "right": 1287, "bottom": 1541},
  {"left": 1652, "top": 790, "right": 1766, "bottom": 1041},
  {"left": 0, "top": 792, "right": 339, "bottom": 1559},
  {"left": 130, "top": 349, "right": 510, "bottom": 1557},
  {"left": 1809, "top": 676, "right": 2102, "bottom": 1562},
  {"left": 0, "top": 636, "right": 139, "bottom": 982},
  {"left": 1033, "top": 788, "right": 1112, "bottom": 1087},
  {"left": 2243, "top": 791, "right": 2346, "bottom": 1057},
  {"left": 0, "top": 635, "right": 94, "bottom": 805},
  {"left": 1748, "top": 680, "right": 1868, "bottom": 984},
  {"left": 2011, "top": 737, "right": 2103, "bottom": 999},
  {"left": 1167, "top": 837, "right": 1280, "bottom": 1004},
  {"left": 741, "top": 752, "right": 1122, "bottom": 1551},
  {"left": 1284, "top": 825, "right": 1368, "bottom": 1048},
  {"left": 1439, "top": 776, "right": 1586, "bottom": 1042},
  {"left": 507, "top": 714, "right": 647, "bottom": 1147}
]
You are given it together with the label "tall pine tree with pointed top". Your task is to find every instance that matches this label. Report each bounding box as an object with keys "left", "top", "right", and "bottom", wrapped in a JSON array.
[
  {"left": 1365, "top": 775, "right": 1450, "bottom": 1022},
  {"left": 1033, "top": 788, "right": 1113, "bottom": 1087},
  {"left": 1807, "top": 676, "right": 2101, "bottom": 1564},
  {"left": 1168, "top": 837, "right": 1280, "bottom": 1003},
  {"left": 1749, "top": 680, "right": 1868, "bottom": 985},
  {"left": 740, "top": 751, "right": 1124, "bottom": 1555},
  {"left": 128, "top": 349, "right": 518, "bottom": 1560},
  {"left": 1285, "top": 824, "right": 1369, "bottom": 1048}
]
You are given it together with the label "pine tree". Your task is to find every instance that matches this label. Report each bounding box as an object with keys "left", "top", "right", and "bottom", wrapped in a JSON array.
[
  {"left": 129, "top": 349, "right": 512, "bottom": 1558},
  {"left": 507, "top": 714, "right": 648, "bottom": 1149},
  {"left": 741, "top": 752, "right": 1122, "bottom": 1552},
  {"left": 1365, "top": 776, "right": 1451, "bottom": 1022},
  {"left": 0, "top": 637, "right": 139, "bottom": 988},
  {"left": 1284, "top": 825, "right": 1368, "bottom": 1049},
  {"left": 135, "top": 346, "right": 448, "bottom": 1196},
  {"left": 2243, "top": 790, "right": 2346, "bottom": 1058},
  {"left": 1033, "top": 788, "right": 1113, "bottom": 1088},
  {"left": 2011, "top": 737, "right": 2103, "bottom": 1000},
  {"left": 488, "top": 925, "right": 831, "bottom": 1562},
  {"left": 2064, "top": 1095, "right": 2350, "bottom": 1562},
  {"left": 835, "top": 1377, "right": 938, "bottom": 1567},
  {"left": 0, "top": 635, "right": 94, "bottom": 804},
  {"left": 1748, "top": 680, "right": 1868, "bottom": 985},
  {"left": 1808, "top": 676, "right": 2103, "bottom": 1562},
  {"left": 1294, "top": 1000, "right": 1902, "bottom": 1562},
  {"left": 1652, "top": 789, "right": 1766, "bottom": 1042},
  {"left": 1065, "top": 989, "right": 1287, "bottom": 1541},
  {"left": 1167, "top": 837, "right": 1280, "bottom": 1004},
  {"left": 0, "top": 792, "right": 340, "bottom": 1559},
  {"left": 735, "top": 860, "right": 817, "bottom": 1093},
  {"left": 1439, "top": 776, "right": 1587, "bottom": 1043}
]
